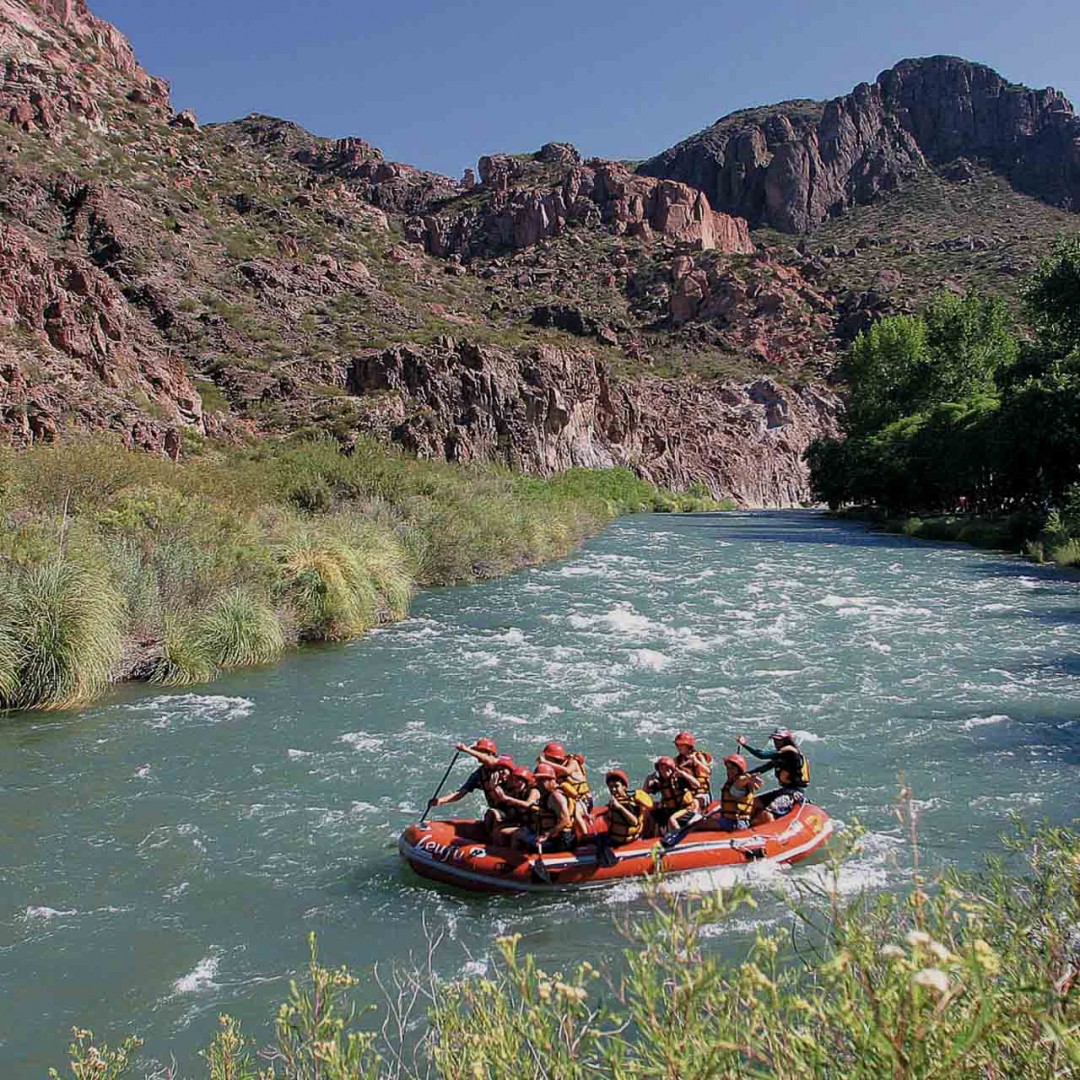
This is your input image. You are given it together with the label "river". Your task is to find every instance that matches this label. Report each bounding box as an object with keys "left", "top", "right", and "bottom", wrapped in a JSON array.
[{"left": 1, "top": 511, "right": 1078, "bottom": 1074}]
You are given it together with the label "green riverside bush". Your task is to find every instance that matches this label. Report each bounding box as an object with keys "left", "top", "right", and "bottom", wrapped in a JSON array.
[{"left": 0, "top": 437, "right": 719, "bottom": 712}]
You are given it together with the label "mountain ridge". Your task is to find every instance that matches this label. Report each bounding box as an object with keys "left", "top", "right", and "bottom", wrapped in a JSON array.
[
  {"left": 0, "top": 0, "right": 1077, "bottom": 505},
  {"left": 641, "top": 54, "right": 1080, "bottom": 232}
]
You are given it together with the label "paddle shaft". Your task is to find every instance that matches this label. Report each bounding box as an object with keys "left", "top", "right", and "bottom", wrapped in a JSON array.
[
  {"left": 532, "top": 837, "right": 553, "bottom": 883},
  {"left": 419, "top": 750, "right": 462, "bottom": 823}
]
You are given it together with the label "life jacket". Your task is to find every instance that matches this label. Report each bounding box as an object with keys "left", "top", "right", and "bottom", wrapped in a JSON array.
[
  {"left": 607, "top": 789, "right": 653, "bottom": 845},
  {"left": 676, "top": 750, "right": 713, "bottom": 796},
  {"left": 499, "top": 786, "right": 534, "bottom": 825},
  {"left": 777, "top": 747, "right": 810, "bottom": 789},
  {"left": 530, "top": 789, "right": 575, "bottom": 834},
  {"left": 719, "top": 778, "right": 755, "bottom": 821},
  {"left": 655, "top": 774, "right": 695, "bottom": 812},
  {"left": 559, "top": 756, "right": 591, "bottom": 803}
]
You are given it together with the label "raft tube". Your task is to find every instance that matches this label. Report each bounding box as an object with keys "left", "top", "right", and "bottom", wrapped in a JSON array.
[{"left": 399, "top": 802, "right": 833, "bottom": 893}]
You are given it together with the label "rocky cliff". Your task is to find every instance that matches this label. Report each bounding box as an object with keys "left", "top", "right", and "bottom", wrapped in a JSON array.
[
  {"left": 641, "top": 56, "right": 1080, "bottom": 232},
  {"left": 0, "top": 0, "right": 170, "bottom": 134},
  {"left": 347, "top": 340, "right": 838, "bottom": 506},
  {"left": 0, "top": 0, "right": 1076, "bottom": 505}
]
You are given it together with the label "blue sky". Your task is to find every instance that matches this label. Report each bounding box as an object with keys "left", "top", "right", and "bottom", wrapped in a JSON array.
[{"left": 94, "top": 0, "right": 1080, "bottom": 179}]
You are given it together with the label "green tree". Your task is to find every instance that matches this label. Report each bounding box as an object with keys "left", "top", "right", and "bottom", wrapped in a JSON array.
[
  {"left": 1024, "top": 236, "right": 1080, "bottom": 354},
  {"left": 923, "top": 291, "right": 1016, "bottom": 402},
  {"left": 841, "top": 314, "right": 929, "bottom": 436}
]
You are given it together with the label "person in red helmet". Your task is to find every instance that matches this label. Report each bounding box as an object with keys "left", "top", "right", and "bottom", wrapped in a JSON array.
[
  {"left": 603, "top": 769, "right": 654, "bottom": 846},
  {"left": 644, "top": 756, "right": 697, "bottom": 836},
  {"left": 536, "top": 740, "right": 592, "bottom": 835},
  {"left": 428, "top": 740, "right": 515, "bottom": 839},
  {"left": 490, "top": 766, "right": 540, "bottom": 847},
  {"left": 673, "top": 731, "right": 713, "bottom": 811},
  {"left": 512, "top": 763, "right": 574, "bottom": 852},
  {"left": 706, "top": 754, "right": 762, "bottom": 832}
]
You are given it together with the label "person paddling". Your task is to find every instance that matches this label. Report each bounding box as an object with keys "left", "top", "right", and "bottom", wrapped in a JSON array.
[
  {"left": 427, "top": 738, "right": 514, "bottom": 839},
  {"left": 737, "top": 728, "right": 810, "bottom": 824},
  {"left": 704, "top": 754, "right": 762, "bottom": 831},
  {"left": 513, "top": 763, "right": 575, "bottom": 852},
  {"left": 673, "top": 731, "right": 713, "bottom": 811},
  {"left": 490, "top": 766, "right": 540, "bottom": 847}
]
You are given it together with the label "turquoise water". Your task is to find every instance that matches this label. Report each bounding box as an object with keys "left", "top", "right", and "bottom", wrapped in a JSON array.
[{"left": 1, "top": 511, "right": 1079, "bottom": 1074}]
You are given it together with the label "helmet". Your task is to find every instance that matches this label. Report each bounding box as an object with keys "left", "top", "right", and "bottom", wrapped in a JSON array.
[
  {"left": 605, "top": 769, "right": 630, "bottom": 786},
  {"left": 542, "top": 741, "right": 568, "bottom": 761},
  {"left": 511, "top": 766, "right": 535, "bottom": 784},
  {"left": 494, "top": 755, "right": 515, "bottom": 770},
  {"left": 474, "top": 737, "right": 497, "bottom": 754},
  {"left": 770, "top": 728, "right": 794, "bottom": 743},
  {"left": 535, "top": 763, "right": 558, "bottom": 780},
  {"left": 674, "top": 731, "right": 696, "bottom": 748},
  {"left": 724, "top": 754, "right": 747, "bottom": 771},
  {"left": 655, "top": 756, "right": 676, "bottom": 771}
]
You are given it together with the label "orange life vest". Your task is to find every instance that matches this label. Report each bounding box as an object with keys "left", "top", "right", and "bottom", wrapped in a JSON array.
[
  {"left": 655, "top": 774, "right": 695, "bottom": 812},
  {"left": 676, "top": 750, "right": 713, "bottom": 796},
  {"left": 530, "top": 789, "right": 574, "bottom": 834}
]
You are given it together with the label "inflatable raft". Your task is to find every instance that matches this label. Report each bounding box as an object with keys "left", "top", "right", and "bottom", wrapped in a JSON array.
[{"left": 399, "top": 802, "right": 833, "bottom": 893}]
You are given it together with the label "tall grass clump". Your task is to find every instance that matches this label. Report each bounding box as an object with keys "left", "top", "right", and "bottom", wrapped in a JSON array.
[
  {"left": 1, "top": 558, "right": 125, "bottom": 710},
  {"left": 151, "top": 612, "right": 216, "bottom": 687},
  {"left": 193, "top": 590, "right": 284, "bottom": 670}
]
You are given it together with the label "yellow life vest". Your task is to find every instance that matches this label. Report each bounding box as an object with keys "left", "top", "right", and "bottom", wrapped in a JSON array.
[
  {"left": 607, "top": 789, "right": 653, "bottom": 845},
  {"left": 719, "top": 778, "right": 755, "bottom": 821},
  {"left": 777, "top": 747, "right": 810, "bottom": 788},
  {"left": 560, "top": 760, "right": 591, "bottom": 803}
]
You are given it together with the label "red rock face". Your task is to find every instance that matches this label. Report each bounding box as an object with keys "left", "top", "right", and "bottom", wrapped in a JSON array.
[
  {"left": 0, "top": 220, "right": 201, "bottom": 447},
  {"left": 346, "top": 341, "right": 838, "bottom": 507},
  {"left": 642, "top": 56, "right": 1080, "bottom": 231},
  {"left": 406, "top": 155, "right": 753, "bottom": 259},
  {"left": 0, "top": 0, "right": 170, "bottom": 135}
]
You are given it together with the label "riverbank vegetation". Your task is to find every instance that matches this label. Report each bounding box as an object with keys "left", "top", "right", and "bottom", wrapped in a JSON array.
[
  {"left": 808, "top": 237, "right": 1080, "bottom": 564},
  {"left": 0, "top": 437, "right": 718, "bottom": 711},
  {"left": 52, "top": 816, "right": 1080, "bottom": 1078}
]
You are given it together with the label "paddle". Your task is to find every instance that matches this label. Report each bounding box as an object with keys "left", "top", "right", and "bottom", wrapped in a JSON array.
[
  {"left": 596, "top": 835, "right": 619, "bottom": 868},
  {"left": 531, "top": 838, "right": 553, "bottom": 884},
  {"left": 419, "top": 749, "right": 461, "bottom": 823}
]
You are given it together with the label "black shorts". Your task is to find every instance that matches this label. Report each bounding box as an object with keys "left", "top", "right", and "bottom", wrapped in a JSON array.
[{"left": 523, "top": 828, "right": 574, "bottom": 853}]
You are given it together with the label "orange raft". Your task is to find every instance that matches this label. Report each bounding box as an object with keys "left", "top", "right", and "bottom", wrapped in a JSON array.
[{"left": 399, "top": 802, "right": 833, "bottom": 893}]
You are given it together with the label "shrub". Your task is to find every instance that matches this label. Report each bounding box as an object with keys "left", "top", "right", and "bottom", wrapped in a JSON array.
[
  {"left": 1, "top": 557, "right": 125, "bottom": 710},
  {"left": 151, "top": 612, "right": 216, "bottom": 686},
  {"left": 193, "top": 590, "right": 284, "bottom": 670}
]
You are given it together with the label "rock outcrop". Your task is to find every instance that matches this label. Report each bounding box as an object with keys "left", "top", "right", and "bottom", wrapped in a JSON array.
[
  {"left": 346, "top": 340, "right": 838, "bottom": 506},
  {"left": 0, "top": 221, "right": 202, "bottom": 449},
  {"left": 405, "top": 155, "right": 754, "bottom": 259},
  {"left": 0, "top": 0, "right": 170, "bottom": 134},
  {"left": 641, "top": 56, "right": 1080, "bottom": 232}
]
